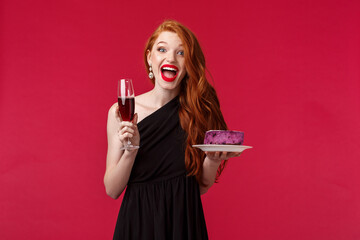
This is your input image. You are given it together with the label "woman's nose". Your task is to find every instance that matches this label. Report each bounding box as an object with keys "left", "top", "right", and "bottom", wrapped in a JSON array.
[{"left": 165, "top": 51, "right": 176, "bottom": 62}]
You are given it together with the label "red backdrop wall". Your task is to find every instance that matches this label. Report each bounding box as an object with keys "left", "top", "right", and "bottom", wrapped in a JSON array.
[{"left": 1, "top": 0, "right": 359, "bottom": 239}]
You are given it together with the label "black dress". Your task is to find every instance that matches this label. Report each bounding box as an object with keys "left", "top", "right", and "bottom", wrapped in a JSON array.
[{"left": 113, "top": 96, "right": 208, "bottom": 240}]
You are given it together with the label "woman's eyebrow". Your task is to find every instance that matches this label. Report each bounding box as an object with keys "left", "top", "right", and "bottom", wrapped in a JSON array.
[
  {"left": 156, "top": 41, "right": 183, "bottom": 48},
  {"left": 157, "top": 41, "right": 183, "bottom": 46}
]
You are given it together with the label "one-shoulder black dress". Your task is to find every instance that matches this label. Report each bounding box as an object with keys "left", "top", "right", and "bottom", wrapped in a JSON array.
[{"left": 113, "top": 96, "right": 208, "bottom": 240}]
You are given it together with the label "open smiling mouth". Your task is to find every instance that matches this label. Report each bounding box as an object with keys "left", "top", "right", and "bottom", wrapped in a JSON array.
[{"left": 161, "top": 64, "right": 179, "bottom": 82}]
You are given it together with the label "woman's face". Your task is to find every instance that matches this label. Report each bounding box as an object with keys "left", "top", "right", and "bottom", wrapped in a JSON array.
[{"left": 147, "top": 31, "right": 187, "bottom": 91}]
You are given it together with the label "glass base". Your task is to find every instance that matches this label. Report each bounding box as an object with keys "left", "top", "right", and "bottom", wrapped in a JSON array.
[{"left": 120, "top": 145, "right": 140, "bottom": 151}]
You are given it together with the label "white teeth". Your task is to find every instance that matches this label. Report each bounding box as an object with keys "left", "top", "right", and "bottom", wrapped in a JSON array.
[{"left": 162, "top": 67, "right": 177, "bottom": 72}]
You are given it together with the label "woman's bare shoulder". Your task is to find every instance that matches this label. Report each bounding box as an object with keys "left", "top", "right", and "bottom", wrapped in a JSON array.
[
  {"left": 106, "top": 103, "right": 119, "bottom": 124},
  {"left": 108, "top": 102, "right": 118, "bottom": 113}
]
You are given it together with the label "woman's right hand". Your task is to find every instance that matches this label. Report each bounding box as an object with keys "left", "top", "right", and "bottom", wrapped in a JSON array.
[
  {"left": 104, "top": 104, "right": 139, "bottom": 199},
  {"left": 115, "top": 105, "right": 140, "bottom": 149}
]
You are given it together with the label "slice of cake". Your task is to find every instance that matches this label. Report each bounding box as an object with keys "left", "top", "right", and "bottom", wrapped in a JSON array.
[{"left": 204, "top": 130, "right": 244, "bottom": 145}]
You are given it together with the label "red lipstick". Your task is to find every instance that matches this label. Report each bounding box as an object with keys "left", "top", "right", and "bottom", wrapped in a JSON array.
[{"left": 160, "top": 64, "right": 179, "bottom": 82}]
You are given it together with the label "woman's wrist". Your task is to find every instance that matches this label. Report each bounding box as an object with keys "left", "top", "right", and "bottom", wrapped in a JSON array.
[
  {"left": 122, "top": 148, "right": 139, "bottom": 160},
  {"left": 204, "top": 156, "right": 222, "bottom": 168}
]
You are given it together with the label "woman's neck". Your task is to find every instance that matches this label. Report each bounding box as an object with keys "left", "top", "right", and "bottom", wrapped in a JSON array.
[{"left": 148, "top": 86, "right": 180, "bottom": 108}]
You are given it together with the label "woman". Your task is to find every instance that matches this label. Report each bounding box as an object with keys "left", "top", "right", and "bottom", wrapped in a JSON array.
[{"left": 104, "top": 20, "right": 241, "bottom": 240}]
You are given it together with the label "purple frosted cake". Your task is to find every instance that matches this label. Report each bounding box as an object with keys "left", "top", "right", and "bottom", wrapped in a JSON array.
[{"left": 204, "top": 130, "right": 244, "bottom": 145}]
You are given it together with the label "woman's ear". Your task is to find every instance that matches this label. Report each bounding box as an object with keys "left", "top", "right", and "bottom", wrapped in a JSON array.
[{"left": 146, "top": 49, "right": 151, "bottom": 65}]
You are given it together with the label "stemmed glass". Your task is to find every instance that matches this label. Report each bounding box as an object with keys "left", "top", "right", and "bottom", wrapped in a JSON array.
[{"left": 118, "top": 79, "right": 139, "bottom": 150}]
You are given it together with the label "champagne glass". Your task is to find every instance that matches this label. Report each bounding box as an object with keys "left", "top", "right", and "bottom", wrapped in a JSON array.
[{"left": 118, "top": 79, "right": 139, "bottom": 150}]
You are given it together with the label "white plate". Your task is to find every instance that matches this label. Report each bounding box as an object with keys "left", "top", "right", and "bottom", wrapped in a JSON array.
[{"left": 192, "top": 144, "right": 253, "bottom": 152}]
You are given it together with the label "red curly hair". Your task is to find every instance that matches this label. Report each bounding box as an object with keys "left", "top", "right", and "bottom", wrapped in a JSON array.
[{"left": 144, "top": 20, "right": 228, "bottom": 183}]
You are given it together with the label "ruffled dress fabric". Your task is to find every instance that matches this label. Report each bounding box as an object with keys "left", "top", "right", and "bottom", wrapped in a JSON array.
[{"left": 113, "top": 97, "right": 208, "bottom": 240}]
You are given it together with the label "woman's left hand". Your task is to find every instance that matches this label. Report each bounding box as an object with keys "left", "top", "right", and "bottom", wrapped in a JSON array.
[
  {"left": 204, "top": 151, "right": 242, "bottom": 163},
  {"left": 200, "top": 151, "right": 242, "bottom": 194}
]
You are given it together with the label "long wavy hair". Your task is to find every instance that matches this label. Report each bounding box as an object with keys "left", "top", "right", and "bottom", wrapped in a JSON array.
[{"left": 144, "top": 20, "right": 228, "bottom": 183}]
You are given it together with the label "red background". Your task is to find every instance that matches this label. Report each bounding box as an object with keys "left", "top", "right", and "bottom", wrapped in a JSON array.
[{"left": 1, "top": 0, "right": 360, "bottom": 239}]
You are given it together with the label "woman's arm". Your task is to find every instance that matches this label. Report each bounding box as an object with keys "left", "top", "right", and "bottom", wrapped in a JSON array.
[
  {"left": 103, "top": 104, "right": 140, "bottom": 199},
  {"left": 199, "top": 152, "right": 241, "bottom": 195}
]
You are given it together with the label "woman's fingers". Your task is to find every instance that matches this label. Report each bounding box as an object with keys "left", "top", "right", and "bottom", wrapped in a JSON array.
[
  {"left": 228, "top": 152, "right": 242, "bottom": 158},
  {"left": 205, "top": 151, "right": 221, "bottom": 161},
  {"left": 221, "top": 152, "right": 241, "bottom": 159},
  {"left": 117, "top": 120, "right": 138, "bottom": 142},
  {"left": 133, "top": 113, "right": 138, "bottom": 124},
  {"left": 205, "top": 151, "right": 217, "bottom": 158},
  {"left": 118, "top": 132, "right": 133, "bottom": 141},
  {"left": 206, "top": 151, "right": 242, "bottom": 161},
  {"left": 114, "top": 107, "right": 140, "bottom": 145},
  {"left": 119, "top": 126, "right": 135, "bottom": 134}
]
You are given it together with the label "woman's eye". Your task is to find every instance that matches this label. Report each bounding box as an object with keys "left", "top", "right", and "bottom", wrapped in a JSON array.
[
  {"left": 178, "top": 50, "right": 184, "bottom": 56},
  {"left": 158, "top": 48, "right": 166, "bottom": 52}
]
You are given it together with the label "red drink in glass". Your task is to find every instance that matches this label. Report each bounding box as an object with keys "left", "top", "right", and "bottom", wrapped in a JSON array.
[
  {"left": 117, "top": 78, "right": 139, "bottom": 150},
  {"left": 118, "top": 97, "right": 135, "bottom": 121}
]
